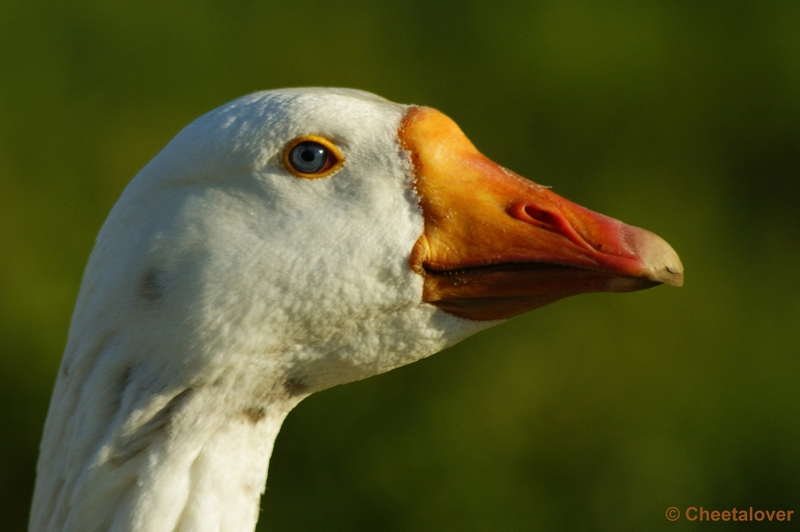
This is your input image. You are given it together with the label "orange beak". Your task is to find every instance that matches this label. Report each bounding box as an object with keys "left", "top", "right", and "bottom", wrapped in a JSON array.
[{"left": 399, "top": 106, "right": 683, "bottom": 321}]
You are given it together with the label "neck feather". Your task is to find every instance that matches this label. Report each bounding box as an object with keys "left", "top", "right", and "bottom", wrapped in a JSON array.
[{"left": 30, "top": 333, "right": 299, "bottom": 532}]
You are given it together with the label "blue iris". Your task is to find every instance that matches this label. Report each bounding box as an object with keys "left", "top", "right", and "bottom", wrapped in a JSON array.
[{"left": 288, "top": 141, "right": 329, "bottom": 174}]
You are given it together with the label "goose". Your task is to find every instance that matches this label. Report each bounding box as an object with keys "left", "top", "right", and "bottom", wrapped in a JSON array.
[{"left": 29, "top": 88, "right": 683, "bottom": 532}]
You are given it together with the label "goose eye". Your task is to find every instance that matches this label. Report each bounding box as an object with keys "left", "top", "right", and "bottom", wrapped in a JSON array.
[
  {"left": 284, "top": 136, "right": 343, "bottom": 178},
  {"left": 289, "top": 142, "right": 328, "bottom": 173}
]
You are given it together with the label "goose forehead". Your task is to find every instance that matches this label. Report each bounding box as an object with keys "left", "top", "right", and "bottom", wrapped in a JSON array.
[
  {"left": 217, "top": 89, "right": 408, "bottom": 145},
  {"left": 148, "top": 89, "right": 408, "bottom": 184}
]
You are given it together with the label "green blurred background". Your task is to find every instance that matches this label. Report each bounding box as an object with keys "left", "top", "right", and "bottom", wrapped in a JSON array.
[{"left": 2, "top": 1, "right": 799, "bottom": 530}]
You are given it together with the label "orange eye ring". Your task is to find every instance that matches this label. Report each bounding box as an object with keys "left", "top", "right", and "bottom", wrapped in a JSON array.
[{"left": 283, "top": 135, "right": 344, "bottom": 179}]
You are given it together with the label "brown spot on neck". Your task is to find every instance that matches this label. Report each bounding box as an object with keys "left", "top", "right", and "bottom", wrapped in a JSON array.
[
  {"left": 137, "top": 269, "right": 164, "bottom": 302},
  {"left": 283, "top": 376, "right": 309, "bottom": 397},
  {"left": 243, "top": 406, "right": 266, "bottom": 424}
]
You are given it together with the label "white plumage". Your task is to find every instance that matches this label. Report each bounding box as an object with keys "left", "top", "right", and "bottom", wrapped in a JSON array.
[{"left": 30, "top": 88, "right": 682, "bottom": 532}]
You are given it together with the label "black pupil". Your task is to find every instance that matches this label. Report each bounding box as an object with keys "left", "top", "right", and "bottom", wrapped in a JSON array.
[{"left": 289, "top": 141, "right": 329, "bottom": 173}]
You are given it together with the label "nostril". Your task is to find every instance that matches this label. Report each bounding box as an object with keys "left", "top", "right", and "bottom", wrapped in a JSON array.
[
  {"left": 523, "top": 205, "right": 559, "bottom": 227},
  {"left": 508, "top": 201, "right": 598, "bottom": 253}
]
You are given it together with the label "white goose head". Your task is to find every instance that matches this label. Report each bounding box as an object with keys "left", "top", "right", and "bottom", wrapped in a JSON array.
[{"left": 30, "top": 88, "right": 682, "bottom": 532}]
